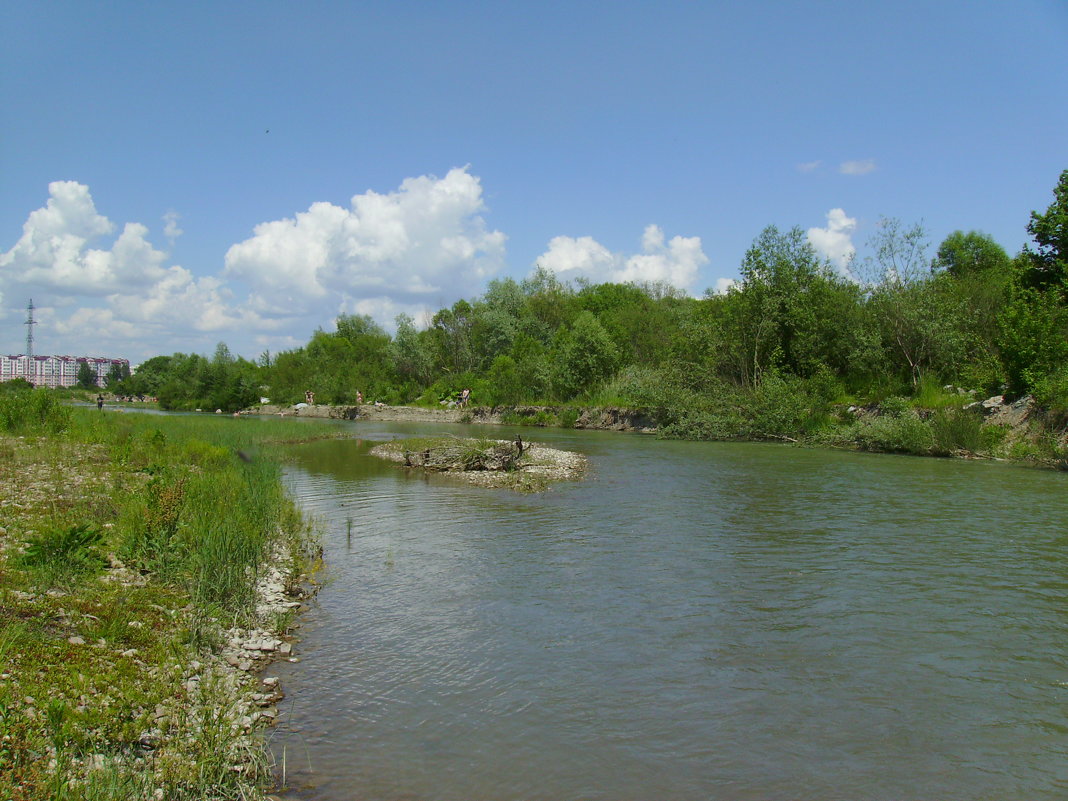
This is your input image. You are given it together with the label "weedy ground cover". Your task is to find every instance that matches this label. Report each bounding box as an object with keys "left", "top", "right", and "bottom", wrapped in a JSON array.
[{"left": 0, "top": 397, "right": 326, "bottom": 800}]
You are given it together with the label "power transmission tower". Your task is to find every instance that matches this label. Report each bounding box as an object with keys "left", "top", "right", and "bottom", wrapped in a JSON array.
[
  {"left": 23, "top": 299, "right": 37, "bottom": 381},
  {"left": 25, "top": 299, "right": 37, "bottom": 358}
]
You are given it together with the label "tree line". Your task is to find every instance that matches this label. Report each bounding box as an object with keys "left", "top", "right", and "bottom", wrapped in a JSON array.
[{"left": 109, "top": 170, "right": 1067, "bottom": 435}]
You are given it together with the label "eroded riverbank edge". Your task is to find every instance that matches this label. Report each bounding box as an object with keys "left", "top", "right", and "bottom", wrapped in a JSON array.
[{"left": 248, "top": 402, "right": 657, "bottom": 432}]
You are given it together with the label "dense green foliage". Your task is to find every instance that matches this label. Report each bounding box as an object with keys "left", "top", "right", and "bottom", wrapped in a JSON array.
[{"left": 102, "top": 170, "right": 1068, "bottom": 446}]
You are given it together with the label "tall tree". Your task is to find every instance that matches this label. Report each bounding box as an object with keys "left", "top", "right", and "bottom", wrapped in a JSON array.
[
  {"left": 933, "top": 230, "right": 1011, "bottom": 278},
  {"left": 1023, "top": 169, "right": 1068, "bottom": 293},
  {"left": 864, "top": 219, "right": 967, "bottom": 388},
  {"left": 550, "top": 311, "right": 619, "bottom": 400},
  {"left": 76, "top": 361, "right": 97, "bottom": 389}
]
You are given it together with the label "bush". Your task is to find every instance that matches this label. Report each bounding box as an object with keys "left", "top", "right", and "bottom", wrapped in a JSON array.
[
  {"left": 1031, "top": 365, "right": 1068, "bottom": 424},
  {"left": 660, "top": 409, "right": 748, "bottom": 440},
  {"left": 877, "top": 395, "right": 913, "bottom": 418},
  {"left": 929, "top": 408, "right": 985, "bottom": 455},
  {"left": 0, "top": 387, "right": 71, "bottom": 434},
  {"left": 557, "top": 406, "right": 580, "bottom": 428},
  {"left": 849, "top": 404, "right": 934, "bottom": 455},
  {"left": 747, "top": 372, "right": 811, "bottom": 438}
]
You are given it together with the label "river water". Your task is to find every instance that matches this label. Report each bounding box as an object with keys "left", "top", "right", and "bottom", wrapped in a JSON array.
[{"left": 267, "top": 422, "right": 1068, "bottom": 800}]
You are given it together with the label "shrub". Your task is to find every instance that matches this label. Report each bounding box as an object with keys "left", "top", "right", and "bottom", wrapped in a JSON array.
[
  {"left": 929, "top": 408, "right": 985, "bottom": 455},
  {"left": 849, "top": 405, "right": 934, "bottom": 455},
  {"left": 1031, "top": 365, "right": 1068, "bottom": 424},
  {"left": 0, "top": 387, "right": 71, "bottom": 434},
  {"left": 557, "top": 406, "right": 580, "bottom": 428}
]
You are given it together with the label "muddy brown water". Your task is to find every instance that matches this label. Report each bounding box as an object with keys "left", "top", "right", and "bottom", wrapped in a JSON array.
[{"left": 268, "top": 421, "right": 1068, "bottom": 800}]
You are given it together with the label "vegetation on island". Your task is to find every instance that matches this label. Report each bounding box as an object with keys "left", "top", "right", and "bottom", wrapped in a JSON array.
[
  {"left": 0, "top": 388, "right": 323, "bottom": 800},
  {"left": 101, "top": 170, "right": 1068, "bottom": 463},
  {"left": 371, "top": 435, "right": 586, "bottom": 492}
]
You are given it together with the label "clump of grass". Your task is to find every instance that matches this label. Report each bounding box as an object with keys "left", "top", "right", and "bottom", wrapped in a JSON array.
[
  {"left": 500, "top": 409, "right": 557, "bottom": 427},
  {"left": 911, "top": 376, "right": 972, "bottom": 410},
  {"left": 19, "top": 523, "right": 106, "bottom": 588},
  {"left": 929, "top": 408, "right": 985, "bottom": 455}
]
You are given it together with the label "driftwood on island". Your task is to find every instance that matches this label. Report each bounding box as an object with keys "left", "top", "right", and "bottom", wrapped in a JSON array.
[{"left": 402, "top": 435, "right": 527, "bottom": 472}]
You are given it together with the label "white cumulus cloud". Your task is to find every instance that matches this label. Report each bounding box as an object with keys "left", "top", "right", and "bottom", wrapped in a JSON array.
[
  {"left": 1, "top": 170, "right": 511, "bottom": 359},
  {"left": 807, "top": 208, "right": 857, "bottom": 272},
  {"left": 839, "top": 159, "right": 876, "bottom": 176},
  {"left": 535, "top": 224, "right": 708, "bottom": 292},
  {"left": 163, "top": 211, "right": 183, "bottom": 243},
  {"left": 0, "top": 181, "right": 268, "bottom": 358},
  {"left": 224, "top": 166, "right": 507, "bottom": 318}
]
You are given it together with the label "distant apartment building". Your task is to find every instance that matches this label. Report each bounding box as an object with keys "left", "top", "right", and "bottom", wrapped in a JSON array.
[{"left": 0, "top": 354, "right": 130, "bottom": 389}]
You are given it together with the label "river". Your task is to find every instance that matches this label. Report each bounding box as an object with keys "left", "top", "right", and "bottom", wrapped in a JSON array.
[{"left": 267, "top": 421, "right": 1068, "bottom": 800}]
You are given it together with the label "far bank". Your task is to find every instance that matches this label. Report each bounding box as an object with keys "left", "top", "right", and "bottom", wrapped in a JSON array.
[{"left": 245, "top": 395, "right": 1067, "bottom": 470}]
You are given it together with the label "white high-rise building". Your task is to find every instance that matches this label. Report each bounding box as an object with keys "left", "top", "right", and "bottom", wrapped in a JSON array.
[{"left": 0, "top": 354, "right": 129, "bottom": 389}]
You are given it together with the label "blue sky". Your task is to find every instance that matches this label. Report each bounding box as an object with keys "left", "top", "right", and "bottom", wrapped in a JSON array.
[{"left": 2, "top": 0, "right": 1066, "bottom": 363}]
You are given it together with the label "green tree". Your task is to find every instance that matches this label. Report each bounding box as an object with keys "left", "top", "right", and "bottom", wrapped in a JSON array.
[
  {"left": 550, "top": 311, "right": 619, "bottom": 399},
  {"left": 125, "top": 355, "right": 174, "bottom": 397},
  {"left": 933, "top": 231, "right": 1014, "bottom": 391},
  {"left": 393, "top": 313, "right": 434, "bottom": 386},
  {"left": 705, "top": 225, "right": 868, "bottom": 386},
  {"left": 933, "top": 230, "right": 1011, "bottom": 278},
  {"left": 105, "top": 362, "right": 131, "bottom": 387},
  {"left": 863, "top": 219, "right": 968, "bottom": 388},
  {"left": 997, "top": 286, "right": 1068, "bottom": 395},
  {"left": 1022, "top": 168, "right": 1068, "bottom": 293},
  {"left": 76, "top": 361, "right": 97, "bottom": 389},
  {"left": 428, "top": 299, "right": 478, "bottom": 375}
]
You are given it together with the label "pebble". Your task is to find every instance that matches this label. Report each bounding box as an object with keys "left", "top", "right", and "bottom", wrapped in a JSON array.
[{"left": 68, "top": 636, "right": 85, "bottom": 646}]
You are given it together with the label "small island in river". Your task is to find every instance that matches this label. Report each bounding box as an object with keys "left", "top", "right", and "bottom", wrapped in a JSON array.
[{"left": 370, "top": 435, "right": 586, "bottom": 491}]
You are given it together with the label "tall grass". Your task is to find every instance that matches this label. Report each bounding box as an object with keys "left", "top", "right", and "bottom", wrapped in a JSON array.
[
  {"left": 0, "top": 385, "right": 72, "bottom": 434},
  {"left": 64, "top": 410, "right": 316, "bottom": 620}
]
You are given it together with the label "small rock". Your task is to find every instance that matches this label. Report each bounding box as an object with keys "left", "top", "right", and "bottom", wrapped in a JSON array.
[
  {"left": 278, "top": 642, "right": 292, "bottom": 656},
  {"left": 68, "top": 636, "right": 85, "bottom": 646}
]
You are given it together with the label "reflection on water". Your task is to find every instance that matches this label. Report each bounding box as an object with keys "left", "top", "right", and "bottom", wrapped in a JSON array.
[{"left": 269, "top": 423, "right": 1068, "bottom": 801}]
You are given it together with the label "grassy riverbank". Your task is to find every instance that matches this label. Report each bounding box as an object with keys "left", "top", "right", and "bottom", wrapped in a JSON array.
[{"left": 0, "top": 390, "right": 326, "bottom": 800}]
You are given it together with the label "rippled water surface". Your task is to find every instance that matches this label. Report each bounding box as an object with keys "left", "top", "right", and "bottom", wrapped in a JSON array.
[{"left": 268, "top": 422, "right": 1068, "bottom": 800}]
